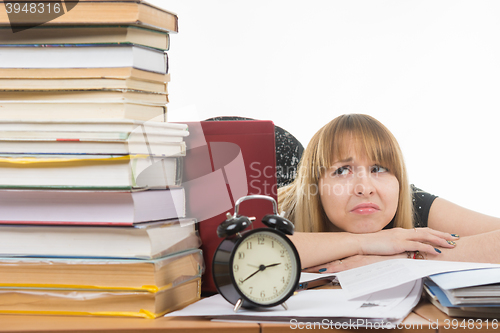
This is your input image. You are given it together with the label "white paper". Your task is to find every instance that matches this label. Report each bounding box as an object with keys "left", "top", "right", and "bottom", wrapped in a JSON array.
[
  {"left": 335, "top": 259, "right": 500, "bottom": 298},
  {"left": 429, "top": 267, "right": 500, "bottom": 290},
  {"left": 165, "top": 279, "right": 421, "bottom": 327}
]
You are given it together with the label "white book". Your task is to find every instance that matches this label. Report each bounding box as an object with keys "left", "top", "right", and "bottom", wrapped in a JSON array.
[
  {"left": 0, "top": 188, "right": 185, "bottom": 225},
  {"left": 0, "top": 119, "right": 187, "bottom": 133},
  {"left": 0, "top": 218, "right": 200, "bottom": 259},
  {"left": 0, "top": 44, "right": 168, "bottom": 74},
  {"left": 0, "top": 154, "right": 181, "bottom": 190},
  {"left": 0, "top": 102, "right": 166, "bottom": 122},
  {"left": 0, "top": 139, "right": 186, "bottom": 156}
]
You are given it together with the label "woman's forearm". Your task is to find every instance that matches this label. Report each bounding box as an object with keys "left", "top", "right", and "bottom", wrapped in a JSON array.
[
  {"left": 290, "top": 228, "right": 457, "bottom": 269},
  {"left": 289, "top": 232, "right": 361, "bottom": 269},
  {"left": 432, "top": 229, "right": 500, "bottom": 263}
]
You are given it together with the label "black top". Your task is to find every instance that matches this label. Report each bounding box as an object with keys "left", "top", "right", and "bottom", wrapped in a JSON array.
[{"left": 384, "top": 184, "right": 438, "bottom": 229}]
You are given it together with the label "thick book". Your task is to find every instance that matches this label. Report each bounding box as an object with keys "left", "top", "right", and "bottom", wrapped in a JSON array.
[
  {"left": 178, "top": 120, "right": 278, "bottom": 292},
  {"left": 0, "top": 118, "right": 186, "bottom": 134},
  {"left": 0, "top": 188, "right": 186, "bottom": 225},
  {"left": 0, "top": 249, "right": 203, "bottom": 291},
  {"left": 0, "top": 137, "right": 186, "bottom": 156},
  {"left": 0, "top": 44, "right": 168, "bottom": 74},
  {"left": 0, "top": 76, "right": 168, "bottom": 93},
  {"left": 0, "top": 154, "right": 181, "bottom": 189},
  {"left": 0, "top": 102, "right": 166, "bottom": 122},
  {"left": 0, "top": 218, "right": 201, "bottom": 259},
  {"left": 0, "top": 67, "right": 170, "bottom": 82},
  {"left": 424, "top": 279, "right": 500, "bottom": 318},
  {"left": 0, "top": 277, "right": 200, "bottom": 318},
  {"left": 0, "top": 89, "right": 168, "bottom": 105},
  {"left": 0, "top": 0, "right": 178, "bottom": 33},
  {"left": 0, "top": 119, "right": 188, "bottom": 155},
  {"left": 0, "top": 25, "right": 170, "bottom": 50}
]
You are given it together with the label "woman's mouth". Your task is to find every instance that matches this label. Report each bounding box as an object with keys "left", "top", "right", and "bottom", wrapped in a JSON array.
[{"left": 350, "top": 203, "right": 381, "bottom": 215}]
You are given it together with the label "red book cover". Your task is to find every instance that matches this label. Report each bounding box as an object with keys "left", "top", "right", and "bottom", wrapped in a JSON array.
[{"left": 180, "top": 120, "right": 277, "bottom": 292}]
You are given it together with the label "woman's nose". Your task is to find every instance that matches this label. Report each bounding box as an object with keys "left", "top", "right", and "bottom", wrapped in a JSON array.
[{"left": 353, "top": 169, "right": 375, "bottom": 196}]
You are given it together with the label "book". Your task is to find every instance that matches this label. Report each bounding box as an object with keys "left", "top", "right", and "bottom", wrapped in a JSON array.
[
  {"left": 0, "top": 249, "right": 203, "bottom": 291},
  {"left": 424, "top": 278, "right": 500, "bottom": 318},
  {"left": 428, "top": 267, "right": 500, "bottom": 305},
  {"left": 0, "top": 277, "right": 200, "bottom": 318},
  {"left": 0, "top": 118, "right": 186, "bottom": 134},
  {"left": 0, "top": 188, "right": 186, "bottom": 225},
  {"left": 0, "top": 137, "right": 186, "bottom": 156},
  {"left": 0, "top": 102, "right": 166, "bottom": 121},
  {"left": 0, "top": 77, "right": 168, "bottom": 92},
  {"left": 179, "top": 120, "right": 278, "bottom": 292},
  {"left": 0, "top": 187, "right": 186, "bottom": 226},
  {"left": 0, "top": 89, "right": 168, "bottom": 105},
  {"left": 0, "top": 25, "right": 170, "bottom": 50},
  {"left": 0, "top": 154, "right": 181, "bottom": 189},
  {"left": 0, "top": 218, "right": 201, "bottom": 259},
  {"left": 0, "top": 44, "right": 168, "bottom": 74},
  {"left": 0, "top": 67, "right": 170, "bottom": 82},
  {"left": 0, "top": 0, "right": 178, "bottom": 33}
]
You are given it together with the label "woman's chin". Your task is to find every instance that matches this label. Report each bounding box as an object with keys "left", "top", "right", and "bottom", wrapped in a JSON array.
[{"left": 346, "top": 221, "right": 386, "bottom": 234}]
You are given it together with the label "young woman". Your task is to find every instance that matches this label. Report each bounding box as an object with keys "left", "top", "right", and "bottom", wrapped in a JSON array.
[{"left": 278, "top": 114, "right": 500, "bottom": 273}]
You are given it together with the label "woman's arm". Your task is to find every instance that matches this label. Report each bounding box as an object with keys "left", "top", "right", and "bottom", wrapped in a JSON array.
[
  {"left": 428, "top": 198, "right": 500, "bottom": 236},
  {"left": 312, "top": 230, "right": 500, "bottom": 273},
  {"left": 290, "top": 228, "right": 457, "bottom": 269}
]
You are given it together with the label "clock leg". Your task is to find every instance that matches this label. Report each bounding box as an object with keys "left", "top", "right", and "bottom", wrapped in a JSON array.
[
  {"left": 281, "top": 302, "right": 288, "bottom": 310},
  {"left": 233, "top": 298, "right": 243, "bottom": 312}
]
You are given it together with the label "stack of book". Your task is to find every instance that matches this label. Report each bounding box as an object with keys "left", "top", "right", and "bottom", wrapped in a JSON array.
[
  {"left": 424, "top": 268, "right": 500, "bottom": 318},
  {"left": 0, "top": 1, "right": 203, "bottom": 318}
]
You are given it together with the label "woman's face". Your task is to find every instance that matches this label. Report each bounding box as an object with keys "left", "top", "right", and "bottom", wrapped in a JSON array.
[{"left": 318, "top": 147, "right": 399, "bottom": 233}]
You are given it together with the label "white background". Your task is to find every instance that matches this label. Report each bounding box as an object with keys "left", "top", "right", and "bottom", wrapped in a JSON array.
[{"left": 151, "top": 0, "right": 500, "bottom": 218}]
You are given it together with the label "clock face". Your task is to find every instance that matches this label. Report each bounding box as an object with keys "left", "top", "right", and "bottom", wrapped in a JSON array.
[{"left": 231, "top": 229, "right": 300, "bottom": 306}]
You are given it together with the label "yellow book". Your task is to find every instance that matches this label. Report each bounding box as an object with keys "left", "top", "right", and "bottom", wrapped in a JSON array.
[
  {"left": 0, "top": 1, "right": 178, "bottom": 33},
  {"left": 0, "top": 249, "right": 203, "bottom": 291},
  {"left": 0, "top": 154, "right": 180, "bottom": 189},
  {"left": 0, "top": 277, "right": 201, "bottom": 319}
]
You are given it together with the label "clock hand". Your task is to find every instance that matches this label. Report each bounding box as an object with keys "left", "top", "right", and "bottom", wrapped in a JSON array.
[
  {"left": 240, "top": 265, "right": 265, "bottom": 283},
  {"left": 263, "top": 263, "right": 281, "bottom": 268},
  {"left": 240, "top": 263, "right": 282, "bottom": 283}
]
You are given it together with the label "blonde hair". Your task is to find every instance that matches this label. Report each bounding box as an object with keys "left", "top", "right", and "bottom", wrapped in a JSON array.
[{"left": 278, "top": 114, "right": 414, "bottom": 232}]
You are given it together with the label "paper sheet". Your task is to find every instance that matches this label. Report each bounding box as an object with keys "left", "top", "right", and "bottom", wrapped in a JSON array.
[
  {"left": 335, "top": 259, "right": 500, "bottom": 298},
  {"left": 429, "top": 267, "right": 500, "bottom": 290},
  {"left": 165, "top": 279, "right": 421, "bottom": 327}
]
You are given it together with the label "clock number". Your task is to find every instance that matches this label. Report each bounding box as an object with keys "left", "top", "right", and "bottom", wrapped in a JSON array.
[
  {"left": 281, "top": 276, "right": 285, "bottom": 283},
  {"left": 273, "top": 287, "right": 278, "bottom": 295},
  {"left": 238, "top": 252, "right": 245, "bottom": 260},
  {"left": 238, "top": 278, "right": 243, "bottom": 285},
  {"left": 272, "top": 241, "right": 274, "bottom": 248},
  {"left": 246, "top": 242, "right": 252, "bottom": 250},
  {"left": 249, "top": 287, "right": 253, "bottom": 294},
  {"left": 258, "top": 237, "right": 265, "bottom": 245},
  {"left": 285, "top": 263, "right": 291, "bottom": 271},
  {"left": 233, "top": 264, "right": 239, "bottom": 272},
  {"left": 280, "top": 249, "right": 285, "bottom": 257},
  {"left": 260, "top": 290, "right": 265, "bottom": 298}
]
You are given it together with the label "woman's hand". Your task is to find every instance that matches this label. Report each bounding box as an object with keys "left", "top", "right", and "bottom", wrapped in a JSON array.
[
  {"left": 357, "top": 227, "right": 457, "bottom": 257},
  {"left": 304, "top": 253, "right": 408, "bottom": 274}
]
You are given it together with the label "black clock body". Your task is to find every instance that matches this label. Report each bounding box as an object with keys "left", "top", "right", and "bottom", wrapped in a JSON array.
[{"left": 212, "top": 228, "right": 301, "bottom": 309}]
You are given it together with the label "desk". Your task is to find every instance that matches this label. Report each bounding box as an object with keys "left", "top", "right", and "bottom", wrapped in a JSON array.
[{"left": 0, "top": 300, "right": 496, "bottom": 333}]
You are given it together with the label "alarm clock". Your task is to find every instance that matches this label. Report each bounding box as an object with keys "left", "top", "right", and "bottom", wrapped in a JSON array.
[{"left": 212, "top": 195, "right": 301, "bottom": 312}]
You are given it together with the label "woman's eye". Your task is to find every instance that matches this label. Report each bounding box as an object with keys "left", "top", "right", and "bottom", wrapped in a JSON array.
[
  {"left": 333, "top": 166, "right": 351, "bottom": 176},
  {"left": 371, "top": 165, "right": 388, "bottom": 173}
]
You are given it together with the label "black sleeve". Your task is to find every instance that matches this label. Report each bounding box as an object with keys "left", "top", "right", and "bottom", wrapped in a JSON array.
[{"left": 411, "top": 184, "right": 438, "bottom": 228}]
